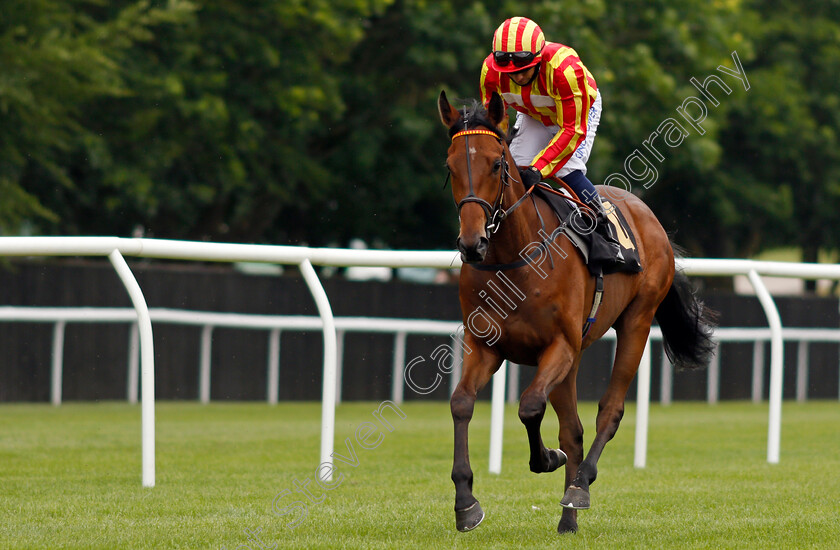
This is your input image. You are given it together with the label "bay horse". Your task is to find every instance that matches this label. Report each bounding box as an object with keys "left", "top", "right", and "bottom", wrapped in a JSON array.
[{"left": 438, "top": 90, "right": 716, "bottom": 534}]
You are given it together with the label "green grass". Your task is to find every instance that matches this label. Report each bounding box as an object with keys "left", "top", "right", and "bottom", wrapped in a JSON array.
[{"left": 1, "top": 401, "right": 839, "bottom": 549}]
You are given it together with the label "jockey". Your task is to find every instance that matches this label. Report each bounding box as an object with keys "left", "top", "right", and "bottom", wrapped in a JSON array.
[{"left": 480, "top": 17, "right": 623, "bottom": 261}]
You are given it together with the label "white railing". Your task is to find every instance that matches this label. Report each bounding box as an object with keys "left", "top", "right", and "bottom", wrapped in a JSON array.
[
  {"left": 0, "top": 307, "right": 463, "bottom": 405},
  {"left": 2, "top": 308, "right": 835, "bottom": 408},
  {"left": 2, "top": 237, "right": 840, "bottom": 486}
]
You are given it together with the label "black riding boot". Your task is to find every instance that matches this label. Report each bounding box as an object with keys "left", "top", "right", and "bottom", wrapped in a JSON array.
[{"left": 589, "top": 195, "right": 626, "bottom": 268}]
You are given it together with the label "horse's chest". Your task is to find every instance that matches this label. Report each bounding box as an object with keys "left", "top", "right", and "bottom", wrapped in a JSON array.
[
  {"left": 500, "top": 302, "right": 557, "bottom": 340},
  {"left": 462, "top": 290, "right": 563, "bottom": 361}
]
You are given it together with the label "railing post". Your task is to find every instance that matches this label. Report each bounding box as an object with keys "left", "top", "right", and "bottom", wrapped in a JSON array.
[
  {"left": 299, "top": 259, "right": 337, "bottom": 482},
  {"left": 796, "top": 341, "right": 809, "bottom": 403},
  {"left": 634, "top": 338, "right": 652, "bottom": 468},
  {"left": 391, "top": 331, "right": 407, "bottom": 404},
  {"left": 660, "top": 344, "right": 673, "bottom": 406},
  {"left": 747, "top": 270, "right": 784, "bottom": 464},
  {"left": 127, "top": 322, "right": 140, "bottom": 404},
  {"left": 450, "top": 334, "right": 463, "bottom": 396},
  {"left": 506, "top": 362, "right": 519, "bottom": 404},
  {"left": 267, "top": 328, "right": 281, "bottom": 405},
  {"left": 50, "top": 321, "right": 66, "bottom": 406},
  {"left": 335, "top": 329, "right": 344, "bottom": 404},
  {"left": 707, "top": 342, "right": 721, "bottom": 404},
  {"left": 199, "top": 325, "right": 213, "bottom": 404},
  {"left": 752, "top": 340, "right": 765, "bottom": 403},
  {"left": 108, "top": 249, "right": 155, "bottom": 487},
  {"left": 488, "top": 361, "right": 507, "bottom": 474}
]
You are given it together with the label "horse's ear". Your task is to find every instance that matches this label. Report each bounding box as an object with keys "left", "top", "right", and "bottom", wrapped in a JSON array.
[
  {"left": 487, "top": 92, "right": 505, "bottom": 128},
  {"left": 438, "top": 90, "right": 460, "bottom": 128}
]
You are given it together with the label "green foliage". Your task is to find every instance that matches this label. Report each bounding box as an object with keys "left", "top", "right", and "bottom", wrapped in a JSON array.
[
  {"left": 2, "top": 0, "right": 839, "bottom": 262},
  {"left": 1, "top": 0, "right": 121, "bottom": 232},
  {"left": 1, "top": 0, "right": 194, "bottom": 235},
  {"left": 719, "top": 1, "right": 840, "bottom": 263}
]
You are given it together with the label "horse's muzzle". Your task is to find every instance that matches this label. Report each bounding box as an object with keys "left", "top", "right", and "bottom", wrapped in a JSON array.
[{"left": 456, "top": 236, "right": 489, "bottom": 263}]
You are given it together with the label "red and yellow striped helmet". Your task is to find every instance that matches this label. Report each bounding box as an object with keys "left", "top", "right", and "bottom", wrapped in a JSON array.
[{"left": 489, "top": 17, "right": 545, "bottom": 73}]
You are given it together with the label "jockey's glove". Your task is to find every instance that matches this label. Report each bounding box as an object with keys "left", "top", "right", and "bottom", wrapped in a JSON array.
[{"left": 519, "top": 166, "right": 542, "bottom": 189}]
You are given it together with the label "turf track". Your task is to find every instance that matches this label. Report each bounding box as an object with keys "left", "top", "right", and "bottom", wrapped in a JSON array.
[{"left": 1, "top": 401, "right": 838, "bottom": 549}]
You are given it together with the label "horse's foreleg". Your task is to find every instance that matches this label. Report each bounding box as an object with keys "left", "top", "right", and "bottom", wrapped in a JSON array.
[
  {"left": 562, "top": 320, "right": 652, "bottom": 510},
  {"left": 548, "top": 362, "right": 584, "bottom": 534},
  {"left": 451, "top": 344, "right": 500, "bottom": 532},
  {"left": 519, "top": 340, "right": 575, "bottom": 475}
]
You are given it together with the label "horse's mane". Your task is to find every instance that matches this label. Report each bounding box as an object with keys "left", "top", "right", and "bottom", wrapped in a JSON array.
[{"left": 446, "top": 99, "right": 509, "bottom": 142}]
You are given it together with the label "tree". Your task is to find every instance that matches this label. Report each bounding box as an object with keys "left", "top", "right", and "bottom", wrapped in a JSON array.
[
  {"left": 720, "top": 0, "right": 840, "bottom": 275},
  {"left": 321, "top": 0, "right": 756, "bottom": 254},
  {"left": 11, "top": 0, "right": 393, "bottom": 243},
  {"left": 315, "top": 0, "right": 502, "bottom": 249},
  {"left": 1, "top": 0, "right": 194, "bottom": 235},
  {"left": 5, "top": 0, "right": 839, "bottom": 277}
]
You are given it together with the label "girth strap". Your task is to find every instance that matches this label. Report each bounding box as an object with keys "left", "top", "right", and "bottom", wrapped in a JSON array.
[{"left": 582, "top": 269, "right": 604, "bottom": 340}]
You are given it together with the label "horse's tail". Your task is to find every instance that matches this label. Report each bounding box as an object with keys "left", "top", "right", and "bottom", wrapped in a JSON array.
[{"left": 654, "top": 267, "right": 717, "bottom": 370}]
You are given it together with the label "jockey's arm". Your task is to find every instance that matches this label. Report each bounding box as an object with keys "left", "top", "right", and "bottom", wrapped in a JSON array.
[
  {"left": 530, "top": 56, "right": 594, "bottom": 178},
  {"left": 531, "top": 88, "right": 590, "bottom": 178}
]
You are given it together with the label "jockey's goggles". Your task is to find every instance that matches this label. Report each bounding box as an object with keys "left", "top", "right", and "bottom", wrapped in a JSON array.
[{"left": 493, "top": 49, "right": 541, "bottom": 68}]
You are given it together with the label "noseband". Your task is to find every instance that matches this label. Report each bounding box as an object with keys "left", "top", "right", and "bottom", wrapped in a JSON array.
[{"left": 451, "top": 128, "right": 511, "bottom": 234}]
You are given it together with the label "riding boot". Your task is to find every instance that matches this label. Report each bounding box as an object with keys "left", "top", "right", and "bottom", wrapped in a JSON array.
[
  {"left": 590, "top": 195, "right": 617, "bottom": 240},
  {"left": 589, "top": 195, "right": 626, "bottom": 268}
]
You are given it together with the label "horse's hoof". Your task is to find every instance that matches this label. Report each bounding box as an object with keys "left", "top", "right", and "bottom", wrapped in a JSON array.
[
  {"left": 455, "top": 501, "right": 485, "bottom": 532},
  {"left": 530, "top": 448, "right": 568, "bottom": 473},
  {"left": 548, "top": 448, "right": 567, "bottom": 471},
  {"left": 557, "top": 516, "right": 578, "bottom": 534},
  {"left": 560, "top": 486, "right": 590, "bottom": 510}
]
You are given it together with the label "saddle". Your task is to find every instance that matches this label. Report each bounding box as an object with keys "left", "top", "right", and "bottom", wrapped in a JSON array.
[{"left": 531, "top": 182, "right": 643, "bottom": 277}]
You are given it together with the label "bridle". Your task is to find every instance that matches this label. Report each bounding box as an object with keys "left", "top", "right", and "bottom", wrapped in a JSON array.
[
  {"left": 447, "top": 120, "right": 569, "bottom": 271},
  {"left": 450, "top": 127, "right": 511, "bottom": 234},
  {"left": 449, "top": 125, "right": 539, "bottom": 235}
]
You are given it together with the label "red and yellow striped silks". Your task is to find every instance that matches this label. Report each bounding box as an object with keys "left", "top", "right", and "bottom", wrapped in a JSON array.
[
  {"left": 492, "top": 17, "right": 545, "bottom": 54},
  {"left": 480, "top": 41, "right": 598, "bottom": 178}
]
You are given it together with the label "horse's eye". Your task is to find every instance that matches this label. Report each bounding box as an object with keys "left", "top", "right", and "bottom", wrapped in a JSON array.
[{"left": 493, "top": 159, "right": 502, "bottom": 173}]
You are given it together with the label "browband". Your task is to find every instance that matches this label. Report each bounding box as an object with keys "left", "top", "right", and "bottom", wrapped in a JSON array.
[{"left": 451, "top": 129, "right": 501, "bottom": 141}]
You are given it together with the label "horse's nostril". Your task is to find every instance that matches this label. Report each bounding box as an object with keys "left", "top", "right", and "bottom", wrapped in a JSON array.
[{"left": 457, "top": 236, "right": 489, "bottom": 263}]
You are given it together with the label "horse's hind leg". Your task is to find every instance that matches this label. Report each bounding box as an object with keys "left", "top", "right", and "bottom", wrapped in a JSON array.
[
  {"left": 450, "top": 341, "right": 502, "bottom": 532},
  {"left": 519, "top": 340, "right": 575, "bottom": 475},
  {"left": 561, "top": 315, "right": 653, "bottom": 510},
  {"left": 548, "top": 361, "right": 585, "bottom": 534}
]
